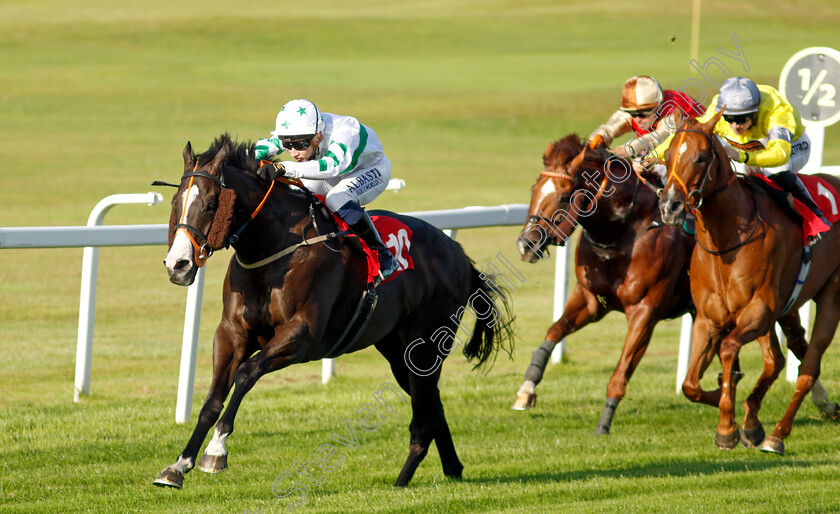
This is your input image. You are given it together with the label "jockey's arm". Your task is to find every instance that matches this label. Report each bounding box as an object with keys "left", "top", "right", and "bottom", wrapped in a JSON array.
[
  {"left": 282, "top": 125, "right": 361, "bottom": 180},
  {"left": 741, "top": 131, "right": 792, "bottom": 168},
  {"left": 622, "top": 113, "right": 681, "bottom": 159},
  {"left": 589, "top": 110, "right": 632, "bottom": 146},
  {"left": 254, "top": 137, "right": 283, "bottom": 161}
]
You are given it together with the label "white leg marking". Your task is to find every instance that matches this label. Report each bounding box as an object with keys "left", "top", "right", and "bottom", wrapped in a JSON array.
[
  {"left": 205, "top": 428, "right": 229, "bottom": 457},
  {"left": 171, "top": 454, "right": 195, "bottom": 474}
]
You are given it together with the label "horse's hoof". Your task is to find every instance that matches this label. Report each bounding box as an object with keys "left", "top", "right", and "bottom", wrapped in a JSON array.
[
  {"left": 715, "top": 427, "right": 740, "bottom": 450},
  {"left": 594, "top": 424, "right": 610, "bottom": 436},
  {"left": 511, "top": 392, "right": 536, "bottom": 411},
  {"left": 819, "top": 401, "right": 839, "bottom": 420},
  {"left": 740, "top": 425, "right": 765, "bottom": 448},
  {"left": 197, "top": 453, "right": 228, "bottom": 473},
  {"left": 759, "top": 436, "right": 785, "bottom": 455},
  {"left": 153, "top": 468, "right": 184, "bottom": 488}
]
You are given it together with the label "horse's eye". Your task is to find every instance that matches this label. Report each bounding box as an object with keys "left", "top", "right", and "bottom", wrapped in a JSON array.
[
  {"left": 205, "top": 202, "right": 218, "bottom": 213},
  {"left": 696, "top": 154, "right": 707, "bottom": 164}
]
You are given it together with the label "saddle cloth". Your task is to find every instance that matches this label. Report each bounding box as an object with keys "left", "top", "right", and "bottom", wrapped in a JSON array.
[
  {"left": 315, "top": 196, "right": 414, "bottom": 284},
  {"left": 751, "top": 174, "right": 836, "bottom": 245}
]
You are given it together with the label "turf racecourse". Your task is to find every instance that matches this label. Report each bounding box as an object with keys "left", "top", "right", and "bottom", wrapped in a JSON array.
[{"left": 2, "top": 1, "right": 840, "bottom": 512}]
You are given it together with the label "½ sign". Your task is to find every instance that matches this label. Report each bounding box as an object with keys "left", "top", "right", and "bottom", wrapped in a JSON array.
[{"left": 780, "top": 47, "right": 840, "bottom": 127}]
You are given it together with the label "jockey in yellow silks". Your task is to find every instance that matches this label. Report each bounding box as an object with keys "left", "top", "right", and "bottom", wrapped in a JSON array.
[{"left": 654, "top": 76, "right": 831, "bottom": 229}]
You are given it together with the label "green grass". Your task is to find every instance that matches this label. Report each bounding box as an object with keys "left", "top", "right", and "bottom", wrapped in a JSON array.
[{"left": 2, "top": 1, "right": 840, "bottom": 512}]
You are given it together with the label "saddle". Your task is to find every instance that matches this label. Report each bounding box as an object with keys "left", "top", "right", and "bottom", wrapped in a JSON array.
[{"left": 743, "top": 174, "right": 834, "bottom": 246}]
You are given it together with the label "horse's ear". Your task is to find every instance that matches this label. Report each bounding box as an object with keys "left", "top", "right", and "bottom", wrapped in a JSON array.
[
  {"left": 702, "top": 109, "right": 724, "bottom": 134},
  {"left": 568, "top": 147, "right": 586, "bottom": 171},
  {"left": 543, "top": 142, "right": 554, "bottom": 166},
  {"left": 183, "top": 141, "right": 194, "bottom": 170},
  {"left": 207, "top": 140, "right": 230, "bottom": 177}
]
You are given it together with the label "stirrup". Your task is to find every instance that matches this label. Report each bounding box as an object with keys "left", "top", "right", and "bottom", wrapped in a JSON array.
[{"left": 377, "top": 251, "right": 399, "bottom": 281}]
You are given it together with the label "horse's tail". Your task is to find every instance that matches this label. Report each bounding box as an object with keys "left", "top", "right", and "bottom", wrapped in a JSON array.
[{"left": 462, "top": 264, "right": 516, "bottom": 370}]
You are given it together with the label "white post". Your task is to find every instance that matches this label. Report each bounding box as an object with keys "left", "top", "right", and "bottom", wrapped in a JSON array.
[
  {"left": 176, "top": 266, "right": 206, "bottom": 424},
  {"left": 786, "top": 303, "right": 812, "bottom": 382},
  {"left": 550, "top": 244, "right": 571, "bottom": 363},
  {"left": 75, "top": 193, "right": 163, "bottom": 402},
  {"left": 676, "top": 314, "right": 693, "bottom": 393}
]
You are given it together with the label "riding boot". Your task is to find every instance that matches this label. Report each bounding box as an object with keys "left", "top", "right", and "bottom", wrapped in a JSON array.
[
  {"left": 349, "top": 211, "right": 400, "bottom": 281},
  {"left": 771, "top": 172, "right": 832, "bottom": 227}
]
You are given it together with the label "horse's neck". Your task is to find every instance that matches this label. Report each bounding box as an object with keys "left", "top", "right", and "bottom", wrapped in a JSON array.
[
  {"left": 579, "top": 177, "right": 650, "bottom": 241},
  {"left": 695, "top": 178, "right": 756, "bottom": 248},
  {"left": 231, "top": 175, "right": 315, "bottom": 261}
]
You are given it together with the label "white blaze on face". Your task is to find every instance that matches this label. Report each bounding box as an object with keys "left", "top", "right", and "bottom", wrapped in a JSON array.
[
  {"left": 164, "top": 184, "right": 200, "bottom": 269},
  {"left": 678, "top": 142, "right": 688, "bottom": 159},
  {"left": 538, "top": 178, "right": 557, "bottom": 200}
]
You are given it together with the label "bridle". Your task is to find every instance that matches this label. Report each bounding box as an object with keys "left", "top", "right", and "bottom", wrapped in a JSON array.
[
  {"left": 668, "top": 129, "right": 761, "bottom": 254},
  {"left": 170, "top": 162, "right": 305, "bottom": 268},
  {"left": 527, "top": 156, "right": 636, "bottom": 247},
  {"left": 172, "top": 165, "right": 226, "bottom": 267},
  {"left": 666, "top": 129, "right": 735, "bottom": 211}
]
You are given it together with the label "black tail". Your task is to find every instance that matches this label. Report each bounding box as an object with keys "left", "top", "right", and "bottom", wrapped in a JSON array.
[{"left": 462, "top": 265, "right": 516, "bottom": 370}]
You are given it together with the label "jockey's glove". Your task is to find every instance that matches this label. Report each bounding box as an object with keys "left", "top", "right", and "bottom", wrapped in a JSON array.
[{"left": 257, "top": 161, "right": 286, "bottom": 182}]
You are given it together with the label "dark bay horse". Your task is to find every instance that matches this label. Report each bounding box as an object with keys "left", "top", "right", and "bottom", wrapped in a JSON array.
[
  {"left": 154, "top": 135, "right": 514, "bottom": 489},
  {"left": 658, "top": 112, "right": 840, "bottom": 454},
  {"left": 512, "top": 134, "right": 695, "bottom": 434}
]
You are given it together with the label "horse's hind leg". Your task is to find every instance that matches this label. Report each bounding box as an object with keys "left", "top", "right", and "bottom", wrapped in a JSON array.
[
  {"left": 389, "top": 316, "right": 464, "bottom": 487},
  {"left": 778, "top": 311, "right": 839, "bottom": 419},
  {"left": 763, "top": 297, "right": 840, "bottom": 455},
  {"left": 154, "top": 327, "right": 241, "bottom": 488},
  {"left": 740, "top": 331, "right": 784, "bottom": 448}
]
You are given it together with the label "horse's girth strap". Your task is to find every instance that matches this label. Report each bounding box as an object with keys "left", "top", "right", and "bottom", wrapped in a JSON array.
[{"left": 234, "top": 230, "right": 350, "bottom": 269}]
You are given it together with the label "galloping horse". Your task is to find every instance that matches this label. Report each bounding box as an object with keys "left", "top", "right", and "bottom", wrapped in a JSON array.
[
  {"left": 154, "top": 135, "right": 514, "bottom": 488},
  {"left": 513, "top": 134, "right": 695, "bottom": 434},
  {"left": 658, "top": 112, "right": 840, "bottom": 454}
]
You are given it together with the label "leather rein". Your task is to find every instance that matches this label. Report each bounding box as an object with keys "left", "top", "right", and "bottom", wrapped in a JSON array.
[{"left": 166, "top": 164, "right": 348, "bottom": 269}]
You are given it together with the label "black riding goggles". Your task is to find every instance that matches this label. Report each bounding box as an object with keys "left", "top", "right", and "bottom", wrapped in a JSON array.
[
  {"left": 626, "top": 108, "right": 655, "bottom": 119},
  {"left": 281, "top": 137, "right": 313, "bottom": 151},
  {"left": 723, "top": 113, "right": 754, "bottom": 125}
]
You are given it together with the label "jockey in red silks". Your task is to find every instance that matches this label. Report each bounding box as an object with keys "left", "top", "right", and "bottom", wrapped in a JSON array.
[{"left": 590, "top": 75, "right": 706, "bottom": 180}]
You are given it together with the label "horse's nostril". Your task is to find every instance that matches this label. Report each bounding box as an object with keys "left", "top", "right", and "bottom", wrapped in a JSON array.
[{"left": 173, "top": 259, "right": 190, "bottom": 271}]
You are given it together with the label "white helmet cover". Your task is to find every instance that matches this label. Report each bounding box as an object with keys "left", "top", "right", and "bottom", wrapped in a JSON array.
[
  {"left": 716, "top": 77, "right": 760, "bottom": 115},
  {"left": 270, "top": 99, "right": 325, "bottom": 138}
]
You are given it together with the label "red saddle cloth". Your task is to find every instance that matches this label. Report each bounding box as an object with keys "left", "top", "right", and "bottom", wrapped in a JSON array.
[
  {"left": 324, "top": 212, "right": 414, "bottom": 285},
  {"left": 754, "top": 174, "right": 837, "bottom": 245}
]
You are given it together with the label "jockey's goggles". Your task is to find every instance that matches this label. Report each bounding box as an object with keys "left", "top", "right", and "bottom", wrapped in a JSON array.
[
  {"left": 627, "top": 108, "right": 655, "bottom": 119},
  {"left": 281, "top": 137, "right": 313, "bottom": 151},
  {"left": 723, "top": 113, "right": 754, "bottom": 125}
]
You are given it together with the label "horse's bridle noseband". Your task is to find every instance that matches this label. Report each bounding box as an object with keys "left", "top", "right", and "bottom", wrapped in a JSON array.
[
  {"left": 173, "top": 168, "right": 226, "bottom": 265},
  {"left": 667, "top": 129, "right": 736, "bottom": 210}
]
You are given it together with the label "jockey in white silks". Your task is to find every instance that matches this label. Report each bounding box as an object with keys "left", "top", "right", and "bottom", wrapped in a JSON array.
[{"left": 254, "top": 99, "right": 399, "bottom": 280}]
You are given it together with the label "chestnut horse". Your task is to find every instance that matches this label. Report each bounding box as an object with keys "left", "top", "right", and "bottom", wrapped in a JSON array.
[
  {"left": 154, "top": 135, "right": 513, "bottom": 489},
  {"left": 512, "top": 134, "right": 695, "bottom": 434},
  {"left": 658, "top": 113, "right": 840, "bottom": 454}
]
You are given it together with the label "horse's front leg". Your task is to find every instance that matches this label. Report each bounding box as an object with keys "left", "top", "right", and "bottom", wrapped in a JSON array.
[
  {"left": 154, "top": 324, "right": 243, "bottom": 488},
  {"left": 596, "top": 302, "right": 656, "bottom": 435},
  {"left": 715, "top": 303, "right": 773, "bottom": 450},
  {"left": 682, "top": 315, "right": 723, "bottom": 407},
  {"left": 206, "top": 326, "right": 305, "bottom": 472},
  {"left": 740, "top": 330, "right": 784, "bottom": 448},
  {"left": 513, "top": 284, "right": 604, "bottom": 411}
]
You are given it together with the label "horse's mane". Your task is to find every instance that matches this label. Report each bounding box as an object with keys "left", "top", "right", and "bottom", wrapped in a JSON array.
[
  {"left": 195, "top": 133, "right": 259, "bottom": 173},
  {"left": 544, "top": 134, "right": 585, "bottom": 168}
]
